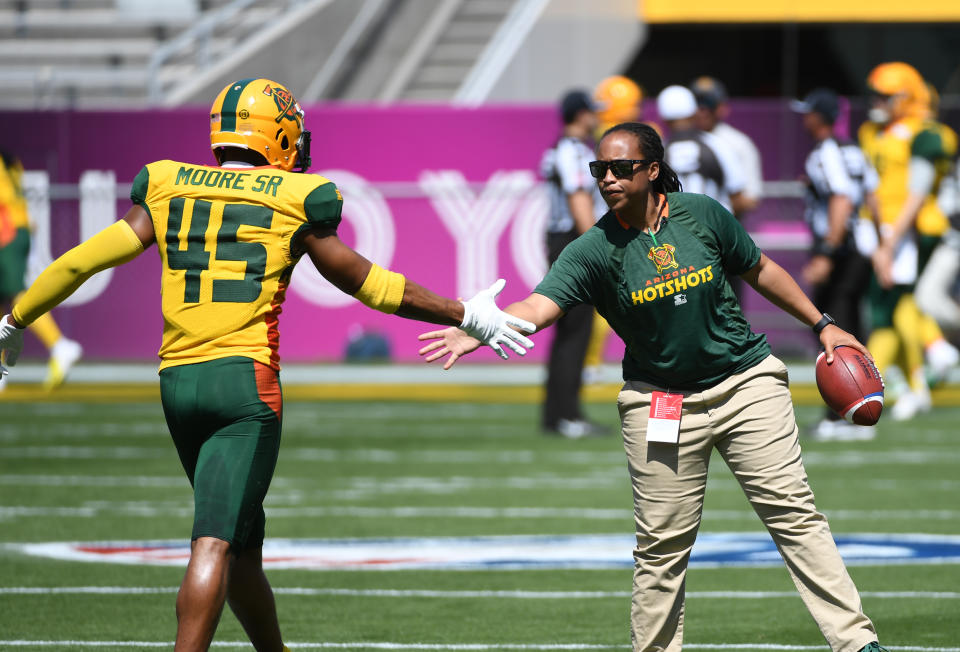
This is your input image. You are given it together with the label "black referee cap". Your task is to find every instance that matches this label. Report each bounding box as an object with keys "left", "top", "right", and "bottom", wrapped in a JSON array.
[
  {"left": 560, "top": 89, "right": 596, "bottom": 124},
  {"left": 690, "top": 76, "right": 728, "bottom": 109},
  {"left": 790, "top": 88, "right": 840, "bottom": 124}
]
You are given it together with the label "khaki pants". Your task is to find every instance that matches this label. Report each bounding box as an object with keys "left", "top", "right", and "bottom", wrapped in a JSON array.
[{"left": 617, "top": 355, "right": 876, "bottom": 652}]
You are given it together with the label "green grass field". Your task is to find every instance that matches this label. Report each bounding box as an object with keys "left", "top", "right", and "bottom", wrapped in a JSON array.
[{"left": 1, "top": 395, "right": 959, "bottom": 651}]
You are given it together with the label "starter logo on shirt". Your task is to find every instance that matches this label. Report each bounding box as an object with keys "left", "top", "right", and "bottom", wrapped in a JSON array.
[{"left": 647, "top": 243, "right": 678, "bottom": 273}]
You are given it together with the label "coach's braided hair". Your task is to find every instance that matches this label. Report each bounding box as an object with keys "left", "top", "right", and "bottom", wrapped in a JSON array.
[{"left": 598, "top": 122, "right": 682, "bottom": 194}]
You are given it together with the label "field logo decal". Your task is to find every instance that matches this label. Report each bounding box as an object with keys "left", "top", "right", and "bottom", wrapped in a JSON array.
[{"left": 9, "top": 533, "right": 960, "bottom": 570}]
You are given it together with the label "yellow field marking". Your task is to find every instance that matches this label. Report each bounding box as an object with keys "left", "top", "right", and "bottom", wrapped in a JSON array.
[{"left": 3, "top": 383, "right": 960, "bottom": 406}]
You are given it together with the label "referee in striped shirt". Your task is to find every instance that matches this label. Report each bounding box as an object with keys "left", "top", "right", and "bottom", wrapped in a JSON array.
[{"left": 793, "top": 88, "right": 879, "bottom": 439}]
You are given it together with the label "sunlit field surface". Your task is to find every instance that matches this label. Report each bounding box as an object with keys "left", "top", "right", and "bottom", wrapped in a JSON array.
[{"left": 1, "top": 398, "right": 958, "bottom": 651}]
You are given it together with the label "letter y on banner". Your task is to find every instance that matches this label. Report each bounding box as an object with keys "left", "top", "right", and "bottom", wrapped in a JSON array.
[{"left": 419, "top": 170, "right": 535, "bottom": 299}]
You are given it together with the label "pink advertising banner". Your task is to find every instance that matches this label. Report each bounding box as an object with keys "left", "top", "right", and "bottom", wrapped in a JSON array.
[
  {"left": 1, "top": 102, "right": 814, "bottom": 364},
  {"left": 2, "top": 105, "right": 581, "bottom": 363}
]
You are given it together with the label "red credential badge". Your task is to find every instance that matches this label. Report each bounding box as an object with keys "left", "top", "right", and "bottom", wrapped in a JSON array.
[{"left": 647, "top": 391, "right": 682, "bottom": 443}]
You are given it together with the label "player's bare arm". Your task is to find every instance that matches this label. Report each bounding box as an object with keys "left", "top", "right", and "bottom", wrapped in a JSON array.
[
  {"left": 874, "top": 157, "right": 936, "bottom": 288},
  {"left": 567, "top": 190, "right": 596, "bottom": 235},
  {"left": 803, "top": 193, "right": 853, "bottom": 285},
  {"left": 299, "top": 226, "right": 463, "bottom": 325},
  {"left": 122, "top": 204, "right": 157, "bottom": 248},
  {"left": 741, "top": 253, "right": 871, "bottom": 363},
  {"left": 730, "top": 190, "right": 757, "bottom": 217},
  {"left": 419, "top": 293, "right": 560, "bottom": 369}
]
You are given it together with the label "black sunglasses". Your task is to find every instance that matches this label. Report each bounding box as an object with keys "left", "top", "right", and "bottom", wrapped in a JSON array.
[{"left": 588, "top": 159, "right": 652, "bottom": 180}]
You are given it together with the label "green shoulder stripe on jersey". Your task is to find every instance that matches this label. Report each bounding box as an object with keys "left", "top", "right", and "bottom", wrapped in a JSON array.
[
  {"left": 303, "top": 180, "right": 343, "bottom": 227},
  {"left": 911, "top": 128, "right": 946, "bottom": 161},
  {"left": 130, "top": 166, "right": 150, "bottom": 207},
  {"left": 220, "top": 78, "right": 257, "bottom": 134}
]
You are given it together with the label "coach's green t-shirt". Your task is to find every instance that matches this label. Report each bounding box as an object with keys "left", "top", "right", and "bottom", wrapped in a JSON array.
[{"left": 534, "top": 192, "right": 770, "bottom": 390}]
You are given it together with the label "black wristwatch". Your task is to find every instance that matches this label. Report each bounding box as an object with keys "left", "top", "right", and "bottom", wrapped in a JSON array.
[{"left": 812, "top": 313, "right": 837, "bottom": 335}]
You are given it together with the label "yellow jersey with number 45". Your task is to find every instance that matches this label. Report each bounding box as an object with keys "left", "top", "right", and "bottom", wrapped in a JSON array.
[{"left": 131, "top": 159, "right": 342, "bottom": 371}]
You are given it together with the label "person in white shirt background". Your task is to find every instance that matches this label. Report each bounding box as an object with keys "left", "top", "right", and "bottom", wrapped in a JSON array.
[
  {"left": 656, "top": 84, "right": 749, "bottom": 216},
  {"left": 691, "top": 76, "right": 763, "bottom": 219}
]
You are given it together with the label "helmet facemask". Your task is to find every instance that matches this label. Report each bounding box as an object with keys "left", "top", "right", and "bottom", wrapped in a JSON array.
[
  {"left": 868, "top": 92, "right": 896, "bottom": 124},
  {"left": 866, "top": 62, "right": 927, "bottom": 124},
  {"left": 294, "top": 130, "right": 312, "bottom": 173}
]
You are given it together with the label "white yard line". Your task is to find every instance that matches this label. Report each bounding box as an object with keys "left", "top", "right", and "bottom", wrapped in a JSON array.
[
  {"left": 2, "top": 473, "right": 958, "bottom": 496},
  {"left": 3, "top": 504, "right": 960, "bottom": 521},
  {"left": 1, "top": 587, "right": 957, "bottom": 600},
  {"left": 3, "top": 443, "right": 960, "bottom": 468},
  {"left": 0, "top": 475, "right": 188, "bottom": 488}
]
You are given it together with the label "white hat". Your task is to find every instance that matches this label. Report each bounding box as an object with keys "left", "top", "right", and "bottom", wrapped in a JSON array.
[{"left": 656, "top": 85, "right": 697, "bottom": 121}]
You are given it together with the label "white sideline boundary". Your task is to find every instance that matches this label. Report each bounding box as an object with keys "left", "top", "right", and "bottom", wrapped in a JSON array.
[{"left": 1, "top": 587, "right": 958, "bottom": 600}]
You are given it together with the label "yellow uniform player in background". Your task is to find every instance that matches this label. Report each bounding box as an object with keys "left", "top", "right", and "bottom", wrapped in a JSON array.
[
  {"left": 593, "top": 75, "right": 644, "bottom": 136},
  {"left": 859, "top": 62, "right": 959, "bottom": 420},
  {"left": 582, "top": 76, "right": 647, "bottom": 382},
  {"left": 0, "top": 150, "right": 82, "bottom": 391},
  {"left": 0, "top": 78, "right": 533, "bottom": 651}
]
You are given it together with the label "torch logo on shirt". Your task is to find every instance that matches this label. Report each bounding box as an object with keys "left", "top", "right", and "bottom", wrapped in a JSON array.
[{"left": 648, "top": 243, "right": 678, "bottom": 274}]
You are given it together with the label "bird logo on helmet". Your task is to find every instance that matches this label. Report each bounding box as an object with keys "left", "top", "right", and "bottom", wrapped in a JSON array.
[
  {"left": 209, "top": 78, "right": 312, "bottom": 172},
  {"left": 866, "top": 62, "right": 927, "bottom": 124},
  {"left": 594, "top": 75, "right": 643, "bottom": 128}
]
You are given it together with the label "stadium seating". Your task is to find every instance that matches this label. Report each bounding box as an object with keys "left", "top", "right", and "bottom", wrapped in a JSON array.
[
  {"left": 0, "top": 0, "right": 306, "bottom": 108},
  {"left": 0, "top": 0, "right": 523, "bottom": 108},
  {"left": 388, "top": 0, "right": 516, "bottom": 101}
]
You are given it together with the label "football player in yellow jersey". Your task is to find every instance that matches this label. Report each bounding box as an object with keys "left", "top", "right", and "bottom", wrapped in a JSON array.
[
  {"left": 0, "top": 78, "right": 534, "bottom": 652},
  {"left": 0, "top": 150, "right": 83, "bottom": 392},
  {"left": 594, "top": 75, "right": 643, "bottom": 135},
  {"left": 582, "top": 76, "right": 647, "bottom": 383},
  {"left": 859, "top": 62, "right": 959, "bottom": 419}
]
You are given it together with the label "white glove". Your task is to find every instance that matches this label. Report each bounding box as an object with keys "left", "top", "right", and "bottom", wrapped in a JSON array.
[
  {"left": 0, "top": 314, "right": 25, "bottom": 377},
  {"left": 459, "top": 279, "right": 536, "bottom": 360}
]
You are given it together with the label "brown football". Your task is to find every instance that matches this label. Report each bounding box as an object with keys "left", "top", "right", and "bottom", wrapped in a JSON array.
[{"left": 815, "top": 346, "right": 884, "bottom": 425}]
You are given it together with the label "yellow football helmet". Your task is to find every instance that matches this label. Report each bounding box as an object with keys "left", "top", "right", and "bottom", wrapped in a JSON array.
[
  {"left": 209, "top": 78, "right": 311, "bottom": 172},
  {"left": 866, "top": 62, "right": 927, "bottom": 122},
  {"left": 594, "top": 75, "right": 642, "bottom": 127}
]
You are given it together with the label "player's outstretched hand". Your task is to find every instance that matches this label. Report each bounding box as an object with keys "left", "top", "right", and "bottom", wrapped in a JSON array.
[
  {"left": 871, "top": 245, "right": 895, "bottom": 290},
  {"left": 0, "top": 314, "right": 25, "bottom": 377},
  {"left": 419, "top": 327, "right": 482, "bottom": 370},
  {"left": 457, "top": 279, "right": 535, "bottom": 360},
  {"left": 819, "top": 323, "right": 872, "bottom": 365}
]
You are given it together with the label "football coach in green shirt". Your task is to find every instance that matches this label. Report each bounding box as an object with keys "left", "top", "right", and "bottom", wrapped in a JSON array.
[{"left": 418, "top": 122, "right": 887, "bottom": 652}]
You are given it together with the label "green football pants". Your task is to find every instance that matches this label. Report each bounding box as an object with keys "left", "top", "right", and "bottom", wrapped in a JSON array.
[{"left": 160, "top": 356, "right": 282, "bottom": 551}]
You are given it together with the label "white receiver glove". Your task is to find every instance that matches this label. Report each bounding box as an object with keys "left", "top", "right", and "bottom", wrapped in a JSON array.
[
  {"left": 459, "top": 279, "right": 536, "bottom": 360},
  {"left": 0, "top": 314, "right": 25, "bottom": 377}
]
